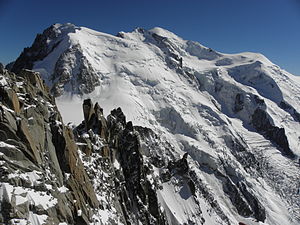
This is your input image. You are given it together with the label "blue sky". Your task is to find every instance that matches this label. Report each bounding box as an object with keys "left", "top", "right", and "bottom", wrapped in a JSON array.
[{"left": 0, "top": 0, "right": 299, "bottom": 75}]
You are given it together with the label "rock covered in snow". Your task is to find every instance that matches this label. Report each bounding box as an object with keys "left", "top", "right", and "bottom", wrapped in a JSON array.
[
  {"left": 69, "top": 98, "right": 170, "bottom": 224},
  {"left": 0, "top": 68, "right": 98, "bottom": 224},
  {"left": 5, "top": 23, "right": 300, "bottom": 224}
]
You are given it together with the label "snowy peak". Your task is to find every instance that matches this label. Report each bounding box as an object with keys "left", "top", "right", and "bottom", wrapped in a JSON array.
[
  {"left": 9, "top": 24, "right": 300, "bottom": 224},
  {"left": 51, "top": 23, "right": 78, "bottom": 34},
  {"left": 120, "top": 26, "right": 221, "bottom": 61},
  {"left": 12, "top": 23, "right": 77, "bottom": 73},
  {"left": 117, "top": 26, "right": 183, "bottom": 42},
  {"left": 12, "top": 23, "right": 282, "bottom": 97}
]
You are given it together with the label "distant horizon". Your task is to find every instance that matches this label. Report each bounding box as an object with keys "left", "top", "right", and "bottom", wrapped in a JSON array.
[{"left": 1, "top": 0, "right": 299, "bottom": 75}]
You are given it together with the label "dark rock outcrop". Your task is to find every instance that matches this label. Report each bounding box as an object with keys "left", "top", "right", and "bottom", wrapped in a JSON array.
[
  {"left": 222, "top": 177, "right": 253, "bottom": 218},
  {"left": 5, "top": 61, "right": 15, "bottom": 71},
  {"left": 238, "top": 182, "right": 266, "bottom": 222},
  {"left": 167, "top": 152, "right": 189, "bottom": 175},
  {"left": 73, "top": 99, "right": 168, "bottom": 225},
  {"left": 233, "top": 93, "right": 244, "bottom": 113},
  {"left": 50, "top": 44, "right": 100, "bottom": 97},
  {"left": 217, "top": 173, "right": 266, "bottom": 222},
  {"left": 252, "top": 108, "right": 294, "bottom": 157},
  {"left": 279, "top": 100, "right": 300, "bottom": 122},
  {"left": 0, "top": 63, "right": 4, "bottom": 73},
  {"left": 107, "top": 107, "right": 167, "bottom": 225}
]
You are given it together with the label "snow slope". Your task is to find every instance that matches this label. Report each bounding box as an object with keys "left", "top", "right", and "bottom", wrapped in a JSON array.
[{"left": 18, "top": 23, "right": 300, "bottom": 224}]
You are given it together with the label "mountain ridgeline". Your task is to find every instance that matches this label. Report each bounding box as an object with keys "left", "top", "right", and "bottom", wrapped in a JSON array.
[
  {"left": 0, "top": 67, "right": 170, "bottom": 224},
  {"left": 1, "top": 23, "right": 300, "bottom": 224}
]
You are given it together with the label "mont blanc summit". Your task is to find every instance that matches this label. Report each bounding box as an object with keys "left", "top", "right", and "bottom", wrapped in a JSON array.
[{"left": 1, "top": 23, "right": 300, "bottom": 224}]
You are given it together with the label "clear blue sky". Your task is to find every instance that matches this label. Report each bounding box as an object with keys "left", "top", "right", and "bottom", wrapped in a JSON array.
[{"left": 0, "top": 0, "right": 299, "bottom": 75}]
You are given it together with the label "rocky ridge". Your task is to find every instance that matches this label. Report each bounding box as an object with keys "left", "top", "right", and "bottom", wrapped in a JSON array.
[
  {"left": 0, "top": 67, "right": 270, "bottom": 225},
  {"left": 0, "top": 67, "right": 102, "bottom": 224},
  {"left": 2, "top": 23, "right": 300, "bottom": 225},
  {"left": 0, "top": 67, "right": 197, "bottom": 224}
]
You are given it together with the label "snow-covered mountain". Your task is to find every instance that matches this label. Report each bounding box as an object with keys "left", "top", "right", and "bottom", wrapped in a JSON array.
[{"left": 5, "top": 23, "right": 300, "bottom": 224}]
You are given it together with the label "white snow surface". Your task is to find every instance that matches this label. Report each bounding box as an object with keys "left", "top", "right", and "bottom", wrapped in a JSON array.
[
  {"left": 8, "top": 171, "right": 42, "bottom": 186},
  {"left": 32, "top": 24, "right": 300, "bottom": 224},
  {"left": 0, "top": 141, "right": 17, "bottom": 149},
  {"left": 0, "top": 182, "right": 57, "bottom": 224},
  {"left": 0, "top": 183, "right": 57, "bottom": 210},
  {"left": 0, "top": 75, "right": 8, "bottom": 86}
]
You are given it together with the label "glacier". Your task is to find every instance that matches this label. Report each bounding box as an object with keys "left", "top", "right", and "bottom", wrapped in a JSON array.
[{"left": 7, "top": 23, "right": 300, "bottom": 225}]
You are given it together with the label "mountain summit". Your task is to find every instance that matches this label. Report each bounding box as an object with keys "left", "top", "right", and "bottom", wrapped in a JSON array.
[{"left": 3, "top": 23, "right": 300, "bottom": 224}]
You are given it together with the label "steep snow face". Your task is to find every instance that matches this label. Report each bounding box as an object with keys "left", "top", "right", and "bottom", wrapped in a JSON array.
[{"left": 18, "top": 24, "right": 300, "bottom": 224}]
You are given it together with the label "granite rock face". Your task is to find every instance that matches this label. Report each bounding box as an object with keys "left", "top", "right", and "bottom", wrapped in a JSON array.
[
  {"left": 0, "top": 68, "right": 98, "bottom": 224},
  {"left": 74, "top": 99, "right": 169, "bottom": 225}
]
